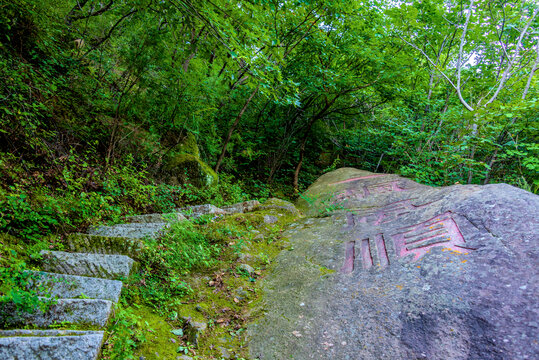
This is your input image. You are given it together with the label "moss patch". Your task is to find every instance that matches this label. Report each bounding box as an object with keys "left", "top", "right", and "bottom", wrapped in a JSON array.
[
  {"left": 166, "top": 153, "right": 218, "bottom": 188},
  {"left": 133, "top": 305, "right": 178, "bottom": 359},
  {"left": 175, "top": 132, "right": 200, "bottom": 158}
]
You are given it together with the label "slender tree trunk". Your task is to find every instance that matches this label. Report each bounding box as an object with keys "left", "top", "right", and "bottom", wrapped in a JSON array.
[
  {"left": 215, "top": 85, "right": 259, "bottom": 172},
  {"left": 293, "top": 134, "right": 309, "bottom": 192},
  {"left": 483, "top": 148, "right": 498, "bottom": 185}
]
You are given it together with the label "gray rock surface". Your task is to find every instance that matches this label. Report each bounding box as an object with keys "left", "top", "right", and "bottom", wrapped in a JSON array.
[
  {"left": 0, "top": 330, "right": 104, "bottom": 360},
  {"left": 177, "top": 204, "right": 226, "bottom": 219},
  {"left": 221, "top": 200, "right": 261, "bottom": 214},
  {"left": 3, "top": 299, "right": 113, "bottom": 328},
  {"left": 125, "top": 212, "right": 187, "bottom": 223},
  {"left": 88, "top": 222, "right": 168, "bottom": 239},
  {"left": 40, "top": 251, "right": 134, "bottom": 280},
  {"left": 249, "top": 168, "right": 539, "bottom": 360},
  {"left": 41, "top": 250, "right": 134, "bottom": 279},
  {"left": 29, "top": 271, "right": 123, "bottom": 303},
  {"left": 263, "top": 215, "right": 279, "bottom": 224},
  {"left": 64, "top": 233, "right": 144, "bottom": 257},
  {"left": 237, "top": 264, "right": 255, "bottom": 275},
  {"left": 182, "top": 316, "right": 207, "bottom": 346}
]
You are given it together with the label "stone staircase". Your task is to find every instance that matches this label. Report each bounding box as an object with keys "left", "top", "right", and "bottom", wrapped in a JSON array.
[{"left": 0, "top": 200, "right": 262, "bottom": 359}]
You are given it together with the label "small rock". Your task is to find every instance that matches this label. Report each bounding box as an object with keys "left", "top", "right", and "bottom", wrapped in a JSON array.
[
  {"left": 263, "top": 215, "right": 279, "bottom": 224},
  {"left": 292, "top": 331, "right": 302, "bottom": 337},
  {"left": 177, "top": 204, "right": 225, "bottom": 219},
  {"left": 217, "top": 346, "right": 232, "bottom": 359},
  {"left": 234, "top": 287, "right": 249, "bottom": 300},
  {"left": 238, "top": 264, "right": 255, "bottom": 275},
  {"left": 222, "top": 200, "right": 260, "bottom": 215},
  {"left": 238, "top": 253, "right": 252, "bottom": 261},
  {"left": 181, "top": 317, "right": 207, "bottom": 346}
]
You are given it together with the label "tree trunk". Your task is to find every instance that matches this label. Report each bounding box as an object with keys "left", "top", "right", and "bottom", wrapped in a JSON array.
[
  {"left": 293, "top": 135, "right": 308, "bottom": 192},
  {"left": 214, "top": 85, "right": 259, "bottom": 173}
]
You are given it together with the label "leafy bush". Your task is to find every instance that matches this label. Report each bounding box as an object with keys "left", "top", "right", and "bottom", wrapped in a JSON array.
[
  {"left": 126, "top": 221, "right": 221, "bottom": 313},
  {"left": 0, "top": 242, "right": 55, "bottom": 324}
]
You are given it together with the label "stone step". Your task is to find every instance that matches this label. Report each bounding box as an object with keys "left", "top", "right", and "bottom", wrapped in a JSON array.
[
  {"left": 0, "top": 299, "right": 112, "bottom": 328},
  {"left": 40, "top": 250, "right": 134, "bottom": 280},
  {"left": 63, "top": 233, "right": 144, "bottom": 257},
  {"left": 221, "top": 200, "right": 260, "bottom": 214},
  {"left": 2, "top": 298, "right": 113, "bottom": 328},
  {"left": 177, "top": 204, "right": 226, "bottom": 219},
  {"left": 29, "top": 271, "right": 123, "bottom": 303},
  {"left": 88, "top": 222, "right": 168, "bottom": 239},
  {"left": 0, "top": 329, "right": 103, "bottom": 360},
  {"left": 124, "top": 212, "right": 187, "bottom": 223}
]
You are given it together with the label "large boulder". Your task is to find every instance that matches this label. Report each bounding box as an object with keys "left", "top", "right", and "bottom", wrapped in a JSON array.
[
  {"left": 166, "top": 154, "right": 218, "bottom": 188},
  {"left": 249, "top": 168, "right": 539, "bottom": 360},
  {"left": 174, "top": 132, "right": 200, "bottom": 158},
  {"left": 164, "top": 133, "right": 218, "bottom": 188}
]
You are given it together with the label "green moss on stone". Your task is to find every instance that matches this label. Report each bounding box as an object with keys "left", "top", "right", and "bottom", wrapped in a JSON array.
[
  {"left": 61, "top": 233, "right": 144, "bottom": 258},
  {"left": 166, "top": 153, "right": 218, "bottom": 188},
  {"left": 254, "top": 198, "right": 301, "bottom": 217},
  {"left": 175, "top": 132, "right": 200, "bottom": 158}
]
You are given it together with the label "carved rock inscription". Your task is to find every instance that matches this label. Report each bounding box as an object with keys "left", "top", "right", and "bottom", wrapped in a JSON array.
[
  {"left": 341, "top": 209, "right": 473, "bottom": 273},
  {"left": 333, "top": 180, "right": 407, "bottom": 204},
  {"left": 391, "top": 212, "right": 471, "bottom": 261}
]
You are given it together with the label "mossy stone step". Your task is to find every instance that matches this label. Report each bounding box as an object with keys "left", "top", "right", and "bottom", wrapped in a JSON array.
[
  {"left": 88, "top": 222, "right": 168, "bottom": 239},
  {"left": 63, "top": 233, "right": 144, "bottom": 257},
  {"left": 221, "top": 200, "right": 260, "bottom": 214},
  {"left": 40, "top": 250, "right": 135, "bottom": 280},
  {"left": 2, "top": 298, "right": 113, "bottom": 328},
  {"left": 124, "top": 212, "right": 187, "bottom": 223},
  {"left": 177, "top": 204, "right": 226, "bottom": 219},
  {"left": 29, "top": 271, "right": 123, "bottom": 303},
  {"left": 0, "top": 329, "right": 104, "bottom": 360}
]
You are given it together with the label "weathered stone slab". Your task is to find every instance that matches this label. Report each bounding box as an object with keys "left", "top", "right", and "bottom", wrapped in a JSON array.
[
  {"left": 0, "top": 330, "right": 103, "bottom": 360},
  {"left": 40, "top": 250, "right": 134, "bottom": 280},
  {"left": 221, "top": 200, "right": 261, "bottom": 214},
  {"left": 88, "top": 222, "right": 168, "bottom": 239},
  {"left": 177, "top": 204, "right": 226, "bottom": 219},
  {"left": 124, "top": 212, "right": 187, "bottom": 223},
  {"left": 254, "top": 198, "right": 301, "bottom": 217},
  {"left": 249, "top": 168, "right": 539, "bottom": 360},
  {"left": 2, "top": 299, "right": 113, "bottom": 328},
  {"left": 63, "top": 233, "right": 144, "bottom": 257},
  {"left": 29, "top": 271, "right": 123, "bottom": 303}
]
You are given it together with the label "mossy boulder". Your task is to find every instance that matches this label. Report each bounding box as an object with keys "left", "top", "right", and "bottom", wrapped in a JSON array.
[
  {"left": 166, "top": 153, "right": 218, "bottom": 188},
  {"left": 174, "top": 132, "right": 200, "bottom": 158},
  {"left": 255, "top": 198, "right": 301, "bottom": 217}
]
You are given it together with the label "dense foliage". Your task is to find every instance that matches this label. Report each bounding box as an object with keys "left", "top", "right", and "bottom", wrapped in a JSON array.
[{"left": 1, "top": 0, "right": 538, "bottom": 238}]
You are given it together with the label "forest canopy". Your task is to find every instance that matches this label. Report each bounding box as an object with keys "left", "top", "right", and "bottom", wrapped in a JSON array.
[{"left": 1, "top": 0, "right": 537, "bottom": 200}]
